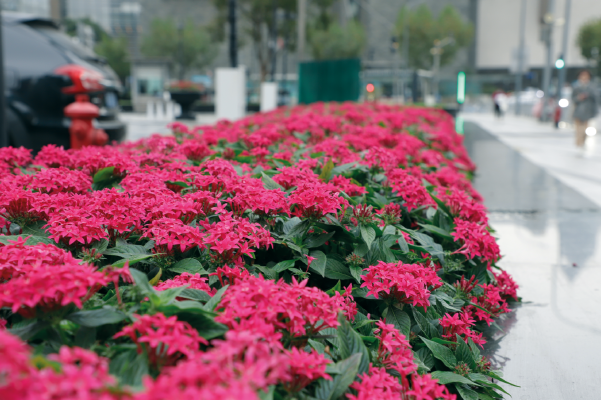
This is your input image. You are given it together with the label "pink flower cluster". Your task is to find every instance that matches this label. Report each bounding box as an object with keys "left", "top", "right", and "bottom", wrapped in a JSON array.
[{"left": 361, "top": 261, "right": 443, "bottom": 308}]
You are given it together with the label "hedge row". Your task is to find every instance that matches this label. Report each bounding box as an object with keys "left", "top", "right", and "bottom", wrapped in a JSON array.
[{"left": 0, "top": 103, "right": 518, "bottom": 400}]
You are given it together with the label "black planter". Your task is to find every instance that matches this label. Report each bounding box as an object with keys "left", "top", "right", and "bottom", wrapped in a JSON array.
[{"left": 169, "top": 91, "right": 200, "bottom": 120}]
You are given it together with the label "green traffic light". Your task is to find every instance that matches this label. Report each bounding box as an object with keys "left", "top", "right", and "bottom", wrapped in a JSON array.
[
  {"left": 555, "top": 59, "right": 565, "bottom": 69},
  {"left": 457, "top": 71, "right": 466, "bottom": 104}
]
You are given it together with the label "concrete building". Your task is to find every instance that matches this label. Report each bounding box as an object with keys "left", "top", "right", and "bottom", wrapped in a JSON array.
[{"left": 1, "top": 0, "right": 50, "bottom": 17}]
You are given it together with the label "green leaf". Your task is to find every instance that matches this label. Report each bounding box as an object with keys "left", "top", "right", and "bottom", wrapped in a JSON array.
[
  {"left": 336, "top": 314, "right": 370, "bottom": 375},
  {"left": 9, "top": 320, "right": 50, "bottom": 340},
  {"left": 430, "top": 371, "right": 476, "bottom": 386},
  {"left": 468, "top": 373, "right": 512, "bottom": 396},
  {"left": 304, "top": 231, "right": 335, "bottom": 248},
  {"left": 165, "top": 180, "right": 190, "bottom": 188},
  {"left": 468, "top": 338, "right": 482, "bottom": 362},
  {"left": 74, "top": 326, "right": 96, "bottom": 349},
  {"left": 0, "top": 234, "right": 55, "bottom": 246},
  {"left": 91, "top": 239, "right": 109, "bottom": 253},
  {"left": 454, "top": 384, "right": 479, "bottom": 400},
  {"left": 412, "top": 308, "right": 440, "bottom": 339},
  {"left": 170, "top": 258, "right": 207, "bottom": 274},
  {"left": 487, "top": 371, "right": 520, "bottom": 387},
  {"left": 319, "top": 159, "right": 335, "bottom": 182},
  {"left": 255, "top": 265, "right": 277, "bottom": 280},
  {"left": 349, "top": 264, "right": 363, "bottom": 283},
  {"left": 314, "top": 353, "right": 362, "bottom": 400},
  {"left": 130, "top": 269, "right": 156, "bottom": 298},
  {"left": 273, "top": 259, "right": 296, "bottom": 273},
  {"left": 360, "top": 225, "right": 376, "bottom": 249},
  {"left": 455, "top": 334, "right": 478, "bottom": 371},
  {"left": 92, "top": 166, "right": 122, "bottom": 190},
  {"left": 67, "top": 308, "right": 127, "bottom": 327},
  {"left": 420, "top": 337, "right": 457, "bottom": 369},
  {"left": 418, "top": 223, "right": 453, "bottom": 240},
  {"left": 109, "top": 349, "right": 148, "bottom": 388},
  {"left": 157, "top": 286, "right": 185, "bottom": 305},
  {"left": 416, "top": 347, "right": 435, "bottom": 369},
  {"left": 111, "top": 254, "right": 154, "bottom": 268},
  {"left": 324, "top": 258, "right": 353, "bottom": 280},
  {"left": 203, "top": 285, "right": 228, "bottom": 312},
  {"left": 261, "top": 171, "right": 285, "bottom": 191},
  {"left": 178, "top": 288, "right": 212, "bottom": 303},
  {"left": 384, "top": 307, "right": 411, "bottom": 338},
  {"left": 309, "top": 250, "right": 327, "bottom": 277}
]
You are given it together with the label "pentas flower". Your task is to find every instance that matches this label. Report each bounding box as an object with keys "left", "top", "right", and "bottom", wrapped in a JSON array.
[
  {"left": 114, "top": 313, "right": 207, "bottom": 368},
  {"left": 453, "top": 275, "right": 479, "bottom": 296},
  {"left": 25, "top": 167, "right": 92, "bottom": 194},
  {"left": 272, "top": 166, "right": 320, "bottom": 190},
  {"left": 45, "top": 208, "right": 108, "bottom": 246},
  {"left": 227, "top": 178, "right": 290, "bottom": 217},
  {"left": 0, "top": 330, "right": 32, "bottom": 399},
  {"left": 136, "top": 329, "right": 290, "bottom": 400},
  {"left": 494, "top": 270, "right": 519, "bottom": 301},
  {"left": 330, "top": 175, "right": 366, "bottom": 197},
  {"left": 155, "top": 272, "right": 215, "bottom": 296},
  {"left": 199, "top": 212, "right": 274, "bottom": 265},
  {"left": 438, "top": 188, "right": 487, "bottom": 224},
  {"left": 0, "top": 184, "right": 44, "bottom": 225},
  {"left": 348, "top": 366, "right": 405, "bottom": 400},
  {"left": 451, "top": 218, "right": 500, "bottom": 265},
  {"left": 288, "top": 182, "right": 348, "bottom": 220},
  {"left": 142, "top": 217, "right": 205, "bottom": 256},
  {"left": 33, "top": 144, "right": 74, "bottom": 168},
  {"left": 425, "top": 166, "right": 483, "bottom": 203},
  {"left": 332, "top": 284, "right": 358, "bottom": 321},
  {"left": 439, "top": 312, "right": 486, "bottom": 346},
  {"left": 405, "top": 372, "right": 457, "bottom": 400},
  {"left": 374, "top": 320, "right": 417, "bottom": 378},
  {"left": 468, "top": 284, "right": 510, "bottom": 326},
  {"left": 30, "top": 346, "right": 130, "bottom": 400},
  {"left": 361, "top": 261, "right": 442, "bottom": 308},
  {"left": 179, "top": 140, "right": 213, "bottom": 162},
  {"left": 0, "top": 238, "right": 79, "bottom": 282},
  {"left": 386, "top": 168, "right": 434, "bottom": 211},
  {"left": 211, "top": 265, "right": 251, "bottom": 286},
  {"left": 0, "top": 146, "right": 31, "bottom": 173},
  {"left": 362, "top": 147, "right": 400, "bottom": 172},
  {"left": 283, "top": 347, "right": 331, "bottom": 393},
  {"left": 376, "top": 203, "right": 402, "bottom": 226},
  {"left": 215, "top": 275, "right": 340, "bottom": 340},
  {"left": 0, "top": 260, "right": 109, "bottom": 317}
]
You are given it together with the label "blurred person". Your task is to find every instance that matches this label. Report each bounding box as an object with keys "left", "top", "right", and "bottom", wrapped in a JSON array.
[
  {"left": 492, "top": 89, "right": 505, "bottom": 117},
  {"left": 572, "top": 70, "right": 598, "bottom": 148}
]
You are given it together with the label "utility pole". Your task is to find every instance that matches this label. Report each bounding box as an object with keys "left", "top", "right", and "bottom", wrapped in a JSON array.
[
  {"left": 228, "top": 0, "right": 237, "bottom": 68},
  {"left": 515, "top": 0, "right": 527, "bottom": 115},
  {"left": 556, "top": 0, "right": 572, "bottom": 99},
  {"left": 297, "top": 0, "right": 306, "bottom": 62},
  {"left": 541, "top": 0, "right": 556, "bottom": 100},
  {"left": 0, "top": 11, "right": 6, "bottom": 148},
  {"left": 401, "top": 3, "right": 410, "bottom": 69},
  {"left": 177, "top": 23, "right": 184, "bottom": 80},
  {"left": 270, "top": 0, "right": 277, "bottom": 82}
]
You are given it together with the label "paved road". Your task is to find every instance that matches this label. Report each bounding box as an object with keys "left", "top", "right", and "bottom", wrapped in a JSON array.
[
  {"left": 120, "top": 113, "right": 219, "bottom": 142},
  {"left": 465, "top": 121, "right": 601, "bottom": 399}
]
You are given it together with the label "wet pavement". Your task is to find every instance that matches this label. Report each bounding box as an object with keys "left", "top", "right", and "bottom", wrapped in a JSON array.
[{"left": 464, "top": 122, "right": 601, "bottom": 400}]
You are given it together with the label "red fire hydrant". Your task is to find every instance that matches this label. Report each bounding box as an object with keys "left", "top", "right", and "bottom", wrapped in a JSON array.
[{"left": 64, "top": 94, "right": 109, "bottom": 149}]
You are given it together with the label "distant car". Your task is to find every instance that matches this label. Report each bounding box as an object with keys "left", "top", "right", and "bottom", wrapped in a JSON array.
[{"left": 3, "top": 12, "right": 126, "bottom": 151}]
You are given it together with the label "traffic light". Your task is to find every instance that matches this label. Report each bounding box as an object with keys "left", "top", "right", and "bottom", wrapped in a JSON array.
[
  {"left": 456, "top": 71, "right": 466, "bottom": 104},
  {"left": 555, "top": 55, "right": 565, "bottom": 69},
  {"left": 366, "top": 83, "right": 375, "bottom": 93}
]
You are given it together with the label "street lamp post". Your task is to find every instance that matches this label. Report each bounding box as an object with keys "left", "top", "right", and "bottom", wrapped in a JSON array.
[
  {"left": 430, "top": 37, "right": 454, "bottom": 102},
  {"left": 556, "top": 0, "right": 572, "bottom": 99},
  {"left": 515, "top": 0, "right": 527, "bottom": 116},
  {"left": 541, "top": 0, "right": 556, "bottom": 100},
  {"left": 229, "top": 0, "right": 237, "bottom": 68},
  {"left": 0, "top": 12, "right": 6, "bottom": 148}
]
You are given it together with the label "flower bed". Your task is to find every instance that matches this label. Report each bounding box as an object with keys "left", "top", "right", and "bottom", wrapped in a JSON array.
[{"left": 0, "top": 103, "right": 518, "bottom": 399}]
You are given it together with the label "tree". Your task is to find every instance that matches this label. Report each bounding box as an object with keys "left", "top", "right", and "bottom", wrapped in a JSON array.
[
  {"left": 212, "top": 0, "right": 297, "bottom": 82},
  {"left": 308, "top": 20, "right": 366, "bottom": 60},
  {"left": 395, "top": 5, "right": 473, "bottom": 70},
  {"left": 141, "top": 18, "right": 217, "bottom": 80},
  {"left": 577, "top": 18, "right": 601, "bottom": 77},
  {"left": 95, "top": 36, "right": 130, "bottom": 82}
]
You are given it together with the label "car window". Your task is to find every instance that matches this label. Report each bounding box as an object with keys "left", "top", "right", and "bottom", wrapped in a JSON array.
[
  {"left": 28, "top": 23, "right": 98, "bottom": 61},
  {"left": 3, "top": 23, "right": 67, "bottom": 75}
]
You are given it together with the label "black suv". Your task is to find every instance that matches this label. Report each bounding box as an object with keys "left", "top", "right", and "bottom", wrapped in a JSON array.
[{"left": 3, "top": 12, "right": 126, "bottom": 151}]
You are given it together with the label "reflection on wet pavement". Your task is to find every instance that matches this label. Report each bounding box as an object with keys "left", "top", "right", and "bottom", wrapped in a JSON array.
[{"left": 464, "top": 123, "right": 601, "bottom": 400}]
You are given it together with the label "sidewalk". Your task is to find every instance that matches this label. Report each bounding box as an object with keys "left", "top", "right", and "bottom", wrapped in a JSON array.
[
  {"left": 462, "top": 113, "right": 601, "bottom": 208},
  {"left": 120, "top": 113, "right": 219, "bottom": 142}
]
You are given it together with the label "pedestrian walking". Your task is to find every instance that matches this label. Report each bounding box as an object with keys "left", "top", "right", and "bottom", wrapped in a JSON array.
[
  {"left": 572, "top": 70, "right": 598, "bottom": 148},
  {"left": 492, "top": 89, "right": 507, "bottom": 118}
]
